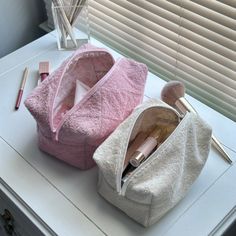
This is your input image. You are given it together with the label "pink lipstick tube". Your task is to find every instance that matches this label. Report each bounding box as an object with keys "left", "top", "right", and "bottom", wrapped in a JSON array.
[{"left": 129, "top": 127, "right": 162, "bottom": 167}]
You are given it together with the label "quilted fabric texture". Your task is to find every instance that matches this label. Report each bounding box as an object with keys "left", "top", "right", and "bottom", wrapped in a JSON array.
[
  {"left": 93, "top": 99, "right": 212, "bottom": 226},
  {"left": 24, "top": 44, "right": 148, "bottom": 169}
]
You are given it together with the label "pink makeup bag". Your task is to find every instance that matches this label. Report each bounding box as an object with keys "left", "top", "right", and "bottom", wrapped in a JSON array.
[{"left": 24, "top": 44, "right": 148, "bottom": 169}]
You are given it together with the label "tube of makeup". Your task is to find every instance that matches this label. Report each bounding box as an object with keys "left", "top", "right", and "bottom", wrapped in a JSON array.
[
  {"left": 129, "top": 127, "right": 163, "bottom": 167},
  {"left": 123, "top": 132, "right": 148, "bottom": 171}
]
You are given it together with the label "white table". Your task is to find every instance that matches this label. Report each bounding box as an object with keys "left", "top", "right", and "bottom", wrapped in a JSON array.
[{"left": 0, "top": 32, "right": 236, "bottom": 236}]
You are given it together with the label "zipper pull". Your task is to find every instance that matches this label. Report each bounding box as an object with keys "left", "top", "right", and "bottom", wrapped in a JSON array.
[{"left": 52, "top": 130, "right": 59, "bottom": 142}]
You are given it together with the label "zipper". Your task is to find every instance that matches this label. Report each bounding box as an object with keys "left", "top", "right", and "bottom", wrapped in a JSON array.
[
  {"left": 116, "top": 104, "right": 181, "bottom": 193},
  {"left": 119, "top": 108, "right": 189, "bottom": 196},
  {"left": 49, "top": 49, "right": 117, "bottom": 141}
]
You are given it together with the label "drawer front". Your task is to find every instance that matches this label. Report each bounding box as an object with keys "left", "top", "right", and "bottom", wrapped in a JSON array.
[{"left": 0, "top": 189, "right": 44, "bottom": 236}]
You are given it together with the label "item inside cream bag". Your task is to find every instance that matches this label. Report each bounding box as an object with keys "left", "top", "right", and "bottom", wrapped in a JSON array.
[{"left": 74, "top": 79, "right": 90, "bottom": 105}]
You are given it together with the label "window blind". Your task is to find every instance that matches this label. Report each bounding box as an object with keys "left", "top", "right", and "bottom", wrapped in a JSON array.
[{"left": 88, "top": 0, "right": 236, "bottom": 121}]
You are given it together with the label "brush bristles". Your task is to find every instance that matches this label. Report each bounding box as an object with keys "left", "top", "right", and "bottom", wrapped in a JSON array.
[
  {"left": 39, "top": 61, "right": 49, "bottom": 74},
  {"left": 161, "top": 81, "right": 185, "bottom": 106}
]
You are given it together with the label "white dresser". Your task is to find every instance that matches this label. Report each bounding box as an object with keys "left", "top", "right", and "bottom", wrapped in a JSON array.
[{"left": 0, "top": 32, "right": 236, "bottom": 236}]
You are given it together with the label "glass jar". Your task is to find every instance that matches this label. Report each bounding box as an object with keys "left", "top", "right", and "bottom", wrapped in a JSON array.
[{"left": 52, "top": 1, "right": 90, "bottom": 50}]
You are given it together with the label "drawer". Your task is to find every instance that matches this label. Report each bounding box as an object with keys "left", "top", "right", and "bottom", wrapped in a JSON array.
[{"left": 0, "top": 188, "right": 44, "bottom": 236}]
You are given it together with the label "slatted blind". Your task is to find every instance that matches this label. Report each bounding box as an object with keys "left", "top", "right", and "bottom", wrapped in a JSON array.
[{"left": 88, "top": 0, "right": 236, "bottom": 121}]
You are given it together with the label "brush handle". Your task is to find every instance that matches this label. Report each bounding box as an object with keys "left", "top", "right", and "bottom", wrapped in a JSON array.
[
  {"left": 177, "top": 97, "right": 232, "bottom": 164},
  {"left": 211, "top": 134, "right": 232, "bottom": 164},
  {"left": 71, "top": 0, "right": 87, "bottom": 26}
]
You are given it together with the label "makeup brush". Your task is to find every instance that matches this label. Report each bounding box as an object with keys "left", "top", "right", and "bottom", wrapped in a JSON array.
[
  {"left": 39, "top": 62, "right": 50, "bottom": 82},
  {"left": 161, "top": 80, "right": 232, "bottom": 164}
]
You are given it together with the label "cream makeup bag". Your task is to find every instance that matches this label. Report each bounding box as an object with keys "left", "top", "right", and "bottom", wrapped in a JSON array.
[{"left": 93, "top": 99, "right": 212, "bottom": 227}]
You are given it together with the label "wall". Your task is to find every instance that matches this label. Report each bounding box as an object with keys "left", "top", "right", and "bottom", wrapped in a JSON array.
[{"left": 0, "top": 0, "right": 47, "bottom": 58}]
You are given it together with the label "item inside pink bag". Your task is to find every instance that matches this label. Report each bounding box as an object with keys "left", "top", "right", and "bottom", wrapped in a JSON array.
[
  {"left": 74, "top": 80, "right": 90, "bottom": 105},
  {"left": 52, "top": 51, "right": 114, "bottom": 129}
]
